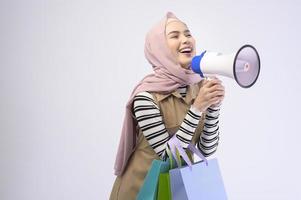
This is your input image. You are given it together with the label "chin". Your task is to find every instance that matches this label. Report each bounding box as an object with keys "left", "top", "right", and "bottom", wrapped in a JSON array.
[
  {"left": 180, "top": 63, "right": 191, "bottom": 69},
  {"left": 180, "top": 60, "right": 193, "bottom": 69}
]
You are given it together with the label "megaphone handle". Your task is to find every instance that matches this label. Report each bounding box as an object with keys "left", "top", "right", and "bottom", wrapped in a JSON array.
[{"left": 204, "top": 75, "right": 218, "bottom": 81}]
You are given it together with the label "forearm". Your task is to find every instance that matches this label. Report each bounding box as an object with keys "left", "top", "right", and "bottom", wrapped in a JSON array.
[
  {"left": 197, "top": 106, "right": 220, "bottom": 157},
  {"left": 174, "top": 105, "right": 202, "bottom": 149}
]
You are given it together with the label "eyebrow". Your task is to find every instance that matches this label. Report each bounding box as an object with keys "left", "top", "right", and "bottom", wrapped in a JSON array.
[{"left": 167, "top": 29, "right": 190, "bottom": 35}]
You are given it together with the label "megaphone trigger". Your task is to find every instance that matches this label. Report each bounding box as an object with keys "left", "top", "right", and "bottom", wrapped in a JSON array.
[{"left": 205, "top": 76, "right": 213, "bottom": 81}]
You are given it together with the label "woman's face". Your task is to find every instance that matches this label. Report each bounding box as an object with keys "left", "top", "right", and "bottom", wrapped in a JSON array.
[{"left": 165, "top": 20, "right": 196, "bottom": 69}]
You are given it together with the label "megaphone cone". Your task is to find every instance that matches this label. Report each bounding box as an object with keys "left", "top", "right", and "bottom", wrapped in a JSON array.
[{"left": 191, "top": 44, "right": 260, "bottom": 88}]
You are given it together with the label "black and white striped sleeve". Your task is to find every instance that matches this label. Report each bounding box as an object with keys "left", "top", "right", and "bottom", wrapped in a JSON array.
[
  {"left": 133, "top": 92, "right": 170, "bottom": 158},
  {"left": 197, "top": 106, "right": 221, "bottom": 157},
  {"left": 133, "top": 92, "right": 202, "bottom": 159},
  {"left": 175, "top": 105, "right": 202, "bottom": 149}
]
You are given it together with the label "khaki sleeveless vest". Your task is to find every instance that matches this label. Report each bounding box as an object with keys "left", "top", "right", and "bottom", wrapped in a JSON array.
[{"left": 110, "top": 81, "right": 205, "bottom": 200}]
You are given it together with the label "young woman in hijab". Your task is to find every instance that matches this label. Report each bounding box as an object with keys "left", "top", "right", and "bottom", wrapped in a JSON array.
[{"left": 110, "top": 12, "right": 225, "bottom": 200}]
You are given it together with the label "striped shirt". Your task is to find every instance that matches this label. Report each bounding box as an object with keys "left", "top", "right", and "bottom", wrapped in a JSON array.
[{"left": 133, "top": 85, "right": 220, "bottom": 159}]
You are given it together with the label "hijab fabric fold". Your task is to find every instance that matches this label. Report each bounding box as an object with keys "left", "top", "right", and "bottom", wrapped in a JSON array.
[{"left": 114, "top": 12, "right": 202, "bottom": 176}]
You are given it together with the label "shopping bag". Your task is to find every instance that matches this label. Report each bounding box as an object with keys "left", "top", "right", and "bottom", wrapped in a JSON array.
[
  {"left": 170, "top": 158, "right": 227, "bottom": 200},
  {"left": 136, "top": 159, "right": 170, "bottom": 200},
  {"left": 137, "top": 143, "right": 179, "bottom": 200},
  {"left": 168, "top": 135, "right": 227, "bottom": 200},
  {"left": 157, "top": 172, "right": 171, "bottom": 200},
  {"left": 169, "top": 167, "right": 188, "bottom": 200}
]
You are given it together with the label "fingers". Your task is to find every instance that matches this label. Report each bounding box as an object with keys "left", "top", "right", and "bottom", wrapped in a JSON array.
[
  {"left": 203, "top": 78, "right": 221, "bottom": 87},
  {"left": 207, "top": 84, "right": 224, "bottom": 93},
  {"left": 195, "top": 77, "right": 225, "bottom": 110},
  {"left": 208, "top": 96, "right": 222, "bottom": 105},
  {"left": 209, "top": 90, "right": 225, "bottom": 98},
  {"left": 208, "top": 92, "right": 225, "bottom": 101},
  {"left": 209, "top": 95, "right": 224, "bottom": 105},
  {"left": 203, "top": 77, "right": 222, "bottom": 89},
  {"left": 203, "top": 81, "right": 224, "bottom": 94},
  {"left": 199, "top": 79, "right": 225, "bottom": 98},
  {"left": 201, "top": 90, "right": 224, "bottom": 105}
]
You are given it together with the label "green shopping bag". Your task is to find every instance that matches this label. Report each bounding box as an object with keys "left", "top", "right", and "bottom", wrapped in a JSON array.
[
  {"left": 157, "top": 172, "right": 171, "bottom": 200},
  {"left": 137, "top": 146, "right": 180, "bottom": 200}
]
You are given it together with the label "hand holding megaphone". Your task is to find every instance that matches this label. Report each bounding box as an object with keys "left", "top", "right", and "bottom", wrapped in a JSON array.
[
  {"left": 192, "top": 77, "right": 225, "bottom": 112},
  {"left": 191, "top": 44, "right": 261, "bottom": 88}
]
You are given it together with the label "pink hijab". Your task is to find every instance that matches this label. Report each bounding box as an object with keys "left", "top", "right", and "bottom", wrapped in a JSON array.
[{"left": 114, "top": 12, "right": 202, "bottom": 176}]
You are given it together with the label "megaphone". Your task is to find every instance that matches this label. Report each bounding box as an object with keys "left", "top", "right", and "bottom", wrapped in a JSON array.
[{"left": 191, "top": 44, "right": 260, "bottom": 88}]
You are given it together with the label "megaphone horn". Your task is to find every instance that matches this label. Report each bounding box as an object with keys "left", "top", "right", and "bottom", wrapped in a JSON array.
[{"left": 191, "top": 44, "right": 261, "bottom": 88}]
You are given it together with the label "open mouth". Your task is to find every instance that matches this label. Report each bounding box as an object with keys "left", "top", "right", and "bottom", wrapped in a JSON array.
[{"left": 179, "top": 47, "right": 193, "bottom": 55}]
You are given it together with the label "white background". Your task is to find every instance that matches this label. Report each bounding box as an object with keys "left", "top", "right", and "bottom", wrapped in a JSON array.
[{"left": 1, "top": 0, "right": 301, "bottom": 199}]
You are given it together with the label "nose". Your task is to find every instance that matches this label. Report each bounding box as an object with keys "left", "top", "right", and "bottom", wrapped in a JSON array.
[{"left": 181, "top": 35, "right": 190, "bottom": 44}]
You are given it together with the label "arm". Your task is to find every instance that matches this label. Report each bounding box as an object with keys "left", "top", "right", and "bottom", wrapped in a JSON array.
[
  {"left": 197, "top": 106, "right": 220, "bottom": 157},
  {"left": 133, "top": 91, "right": 202, "bottom": 159}
]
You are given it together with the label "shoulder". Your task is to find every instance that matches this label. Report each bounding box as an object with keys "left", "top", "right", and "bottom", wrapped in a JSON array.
[
  {"left": 134, "top": 91, "right": 154, "bottom": 99},
  {"left": 133, "top": 91, "right": 158, "bottom": 108}
]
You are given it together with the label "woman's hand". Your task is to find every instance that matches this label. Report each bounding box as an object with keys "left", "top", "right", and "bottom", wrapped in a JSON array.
[
  {"left": 209, "top": 77, "right": 225, "bottom": 108},
  {"left": 192, "top": 76, "right": 225, "bottom": 112}
]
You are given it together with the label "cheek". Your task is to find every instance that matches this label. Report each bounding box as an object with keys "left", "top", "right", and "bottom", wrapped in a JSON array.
[
  {"left": 191, "top": 39, "right": 196, "bottom": 49},
  {"left": 167, "top": 40, "right": 180, "bottom": 55},
  {"left": 191, "top": 39, "right": 196, "bottom": 55}
]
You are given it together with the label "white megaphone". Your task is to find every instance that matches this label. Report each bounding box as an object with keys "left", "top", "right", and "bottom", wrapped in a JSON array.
[{"left": 191, "top": 44, "right": 260, "bottom": 88}]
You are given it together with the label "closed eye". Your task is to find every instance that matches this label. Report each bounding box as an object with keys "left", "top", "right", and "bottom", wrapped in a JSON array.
[{"left": 185, "top": 32, "right": 192, "bottom": 37}]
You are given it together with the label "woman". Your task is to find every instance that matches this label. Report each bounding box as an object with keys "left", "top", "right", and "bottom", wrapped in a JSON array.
[{"left": 110, "top": 12, "right": 225, "bottom": 200}]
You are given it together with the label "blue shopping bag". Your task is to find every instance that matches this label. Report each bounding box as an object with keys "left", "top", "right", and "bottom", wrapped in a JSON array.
[
  {"left": 169, "top": 167, "right": 188, "bottom": 200},
  {"left": 168, "top": 135, "right": 227, "bottom": 200},
  {"left": 170, "top": 158, "right": 227, "bottom": 200}
]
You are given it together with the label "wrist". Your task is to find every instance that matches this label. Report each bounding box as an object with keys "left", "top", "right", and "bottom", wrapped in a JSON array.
[
  {"left": 192, "top": 103, "right": 205, "bottom": 113},
  {"left": 190, "top": 104, "right": 202, "bottom": 116},
  {"left": 210, "top": 103, "right": 222, "bottom": 109}
]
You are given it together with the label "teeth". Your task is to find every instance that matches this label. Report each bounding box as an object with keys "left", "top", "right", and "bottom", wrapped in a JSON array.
[{"left": 180, "top": 48, "right": 192, "bottom": 53}]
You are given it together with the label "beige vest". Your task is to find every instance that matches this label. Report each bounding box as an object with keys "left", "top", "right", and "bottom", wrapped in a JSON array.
[{"left": 110, "top": 81, "right": 205, "bottom": 200}]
